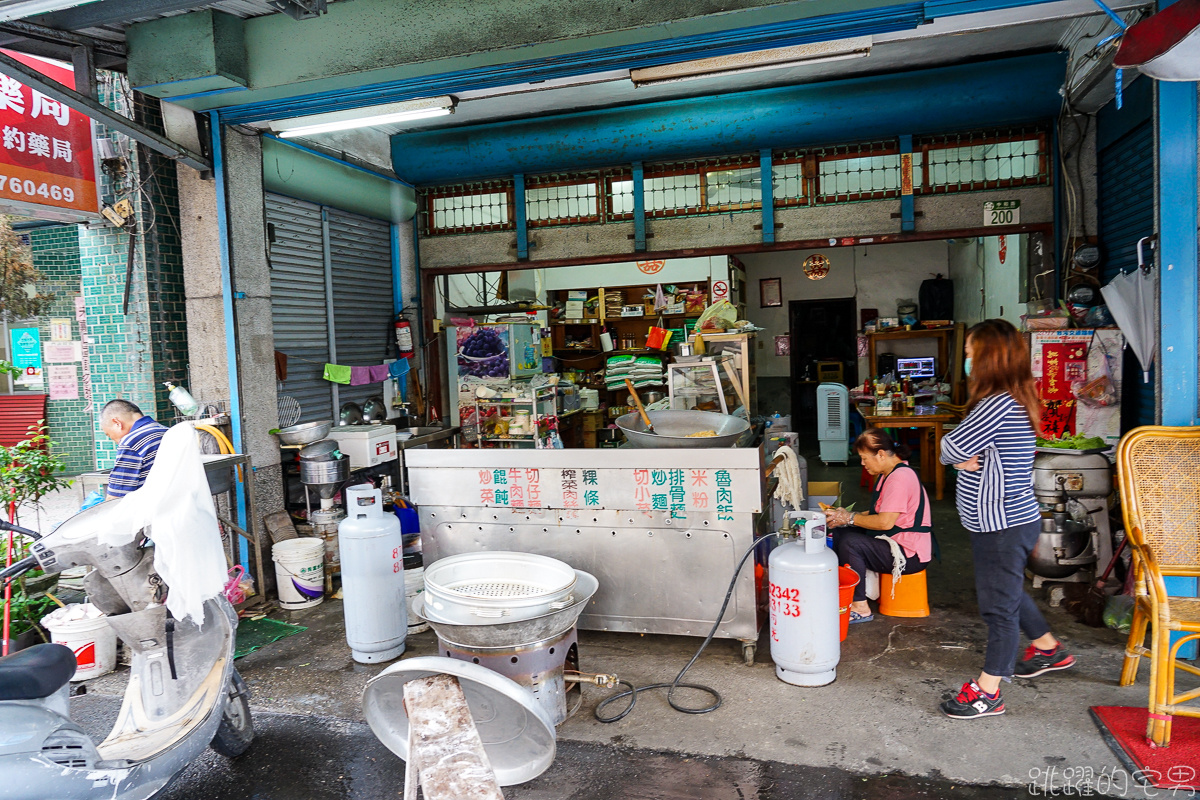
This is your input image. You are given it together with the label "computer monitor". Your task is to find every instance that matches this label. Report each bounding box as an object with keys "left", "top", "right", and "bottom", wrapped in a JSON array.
[{"left": 896, "top": 357, "right": 936, "bottom": 379}]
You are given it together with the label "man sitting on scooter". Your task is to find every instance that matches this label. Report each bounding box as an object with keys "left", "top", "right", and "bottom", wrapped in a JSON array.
[{"left": 101, "top": 399, "right": 168, "bottom": 499}]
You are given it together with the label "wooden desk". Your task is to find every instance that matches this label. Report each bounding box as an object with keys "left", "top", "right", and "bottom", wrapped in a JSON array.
[{"left": 862, "top": 409, "right": 957, "bottom": 500}]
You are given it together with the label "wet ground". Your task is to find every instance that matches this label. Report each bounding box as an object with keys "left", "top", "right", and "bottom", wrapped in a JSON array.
[
  {"left": 48, "top": 446, "right": 1182, "bottom": 798},
  {"left": 70, "top": 693, "right": 1018, "bottom": 799}
]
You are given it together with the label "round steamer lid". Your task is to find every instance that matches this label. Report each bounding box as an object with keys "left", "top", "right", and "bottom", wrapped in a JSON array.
[{"left": 362, "top": 656, "right": 556, "bottom": 787}]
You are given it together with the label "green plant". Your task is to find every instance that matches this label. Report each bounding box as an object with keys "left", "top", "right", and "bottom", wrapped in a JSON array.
[
  {"left": 0, "top": 216, "right": 53, "bottom": 320},
  {"left": 0, "top": 422, "right": 73, "bottom": 514},
  {"left": 7, "top": 591, "right": 54, "bottom": 638},
  {"left": 0, "top": 360, "right": 19, "bottom": 382}
]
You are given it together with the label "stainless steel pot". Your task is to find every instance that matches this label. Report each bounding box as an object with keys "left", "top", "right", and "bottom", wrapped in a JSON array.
[{"left": 299, "top": 455, "right": 349, "bottom": 487}]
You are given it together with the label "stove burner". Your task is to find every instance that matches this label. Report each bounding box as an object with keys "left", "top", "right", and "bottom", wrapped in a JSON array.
[{"left": 439, "top": 626, "right": 580, "bottom": 726}]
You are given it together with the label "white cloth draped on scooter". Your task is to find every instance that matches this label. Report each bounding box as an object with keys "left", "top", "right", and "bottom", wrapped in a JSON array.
[{"left": 99, "top": 422, "right": 228, "bottom": 625}]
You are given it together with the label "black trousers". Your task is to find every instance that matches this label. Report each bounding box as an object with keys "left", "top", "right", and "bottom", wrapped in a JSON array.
[
  {"left": 970, "top": 520, "right": 1050, "bottom": 679},
  {"left": 831, "top": 528, "right": 927, "bottom": 602}
]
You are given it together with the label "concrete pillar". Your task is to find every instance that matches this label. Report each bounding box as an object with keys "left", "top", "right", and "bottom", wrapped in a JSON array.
[{"left": 175, "top": 165, "right": 229, "bottom": 407}]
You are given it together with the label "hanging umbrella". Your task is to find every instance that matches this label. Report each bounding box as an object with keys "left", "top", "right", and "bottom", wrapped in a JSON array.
[{"left": 1100, "top": 266, "right": 1157, "bottom": 383}]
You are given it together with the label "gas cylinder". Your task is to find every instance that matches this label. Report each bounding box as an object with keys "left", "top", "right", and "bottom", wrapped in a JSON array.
[
  {"left": 769, "top": 510, "right": 840, "bottom": 687},
  {"left": 338, "top": 483, "right": 406, "bottom": 663}
]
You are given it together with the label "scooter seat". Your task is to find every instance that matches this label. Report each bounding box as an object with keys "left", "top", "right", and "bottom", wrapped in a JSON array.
[{"left": 0, "top": 643, "right": 76, "bottom": 700}]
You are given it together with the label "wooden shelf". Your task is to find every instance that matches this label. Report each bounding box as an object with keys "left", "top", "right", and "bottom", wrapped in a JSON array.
[{"left": 866, "top": 327, "right": 954, "bottom": 340}]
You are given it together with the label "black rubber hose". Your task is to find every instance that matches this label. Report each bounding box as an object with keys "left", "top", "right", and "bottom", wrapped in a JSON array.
[{"left": 595, "top": 532, "right": 774, "bottom": 722}]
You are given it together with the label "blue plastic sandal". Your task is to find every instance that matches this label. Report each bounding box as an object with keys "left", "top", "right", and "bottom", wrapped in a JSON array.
[{"left": 849, "top": 610, "right": 874, "bottom": 624}]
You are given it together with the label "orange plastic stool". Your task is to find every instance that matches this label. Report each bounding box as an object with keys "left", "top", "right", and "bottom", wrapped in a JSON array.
[{"left": 878, "top": 569, "right": 930, "bottom": 618}]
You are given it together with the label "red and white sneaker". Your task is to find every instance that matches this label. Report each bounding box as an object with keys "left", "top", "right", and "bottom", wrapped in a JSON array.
[
  {"left": 1015, "top": 644, "right": 1075, "bottom": 678},
  {"left": 940, "top": 680, "right": 1005, "bottom": 719}
]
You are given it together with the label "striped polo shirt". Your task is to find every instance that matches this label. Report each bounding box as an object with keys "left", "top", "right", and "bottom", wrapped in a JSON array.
[
  {"left": 107, "top": 416, "right": 168, "bottom": 499},
  {"left": 939, "top": 392, "right": 1041, "bottom": 533}
]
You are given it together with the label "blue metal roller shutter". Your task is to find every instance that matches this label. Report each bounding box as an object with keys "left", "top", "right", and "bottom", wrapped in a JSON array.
[{"left": 1097, "top": 120, "right": 1155, "bottom": 430}]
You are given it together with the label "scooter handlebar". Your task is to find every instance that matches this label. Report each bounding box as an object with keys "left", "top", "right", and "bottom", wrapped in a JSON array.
[
  {"left": 0, "top": 519, "right": 39, "bottom": 539},
  {"left": 0, "top": 555, "right": 37, "bottom": 584}
]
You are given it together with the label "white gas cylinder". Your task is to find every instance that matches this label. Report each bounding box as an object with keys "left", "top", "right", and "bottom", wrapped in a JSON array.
[
  {"left": 338, "top": 483, "right": 406, "bottom": 663},
  {"left": 769, "top": 510, "right": 840, "bottom": 686}
]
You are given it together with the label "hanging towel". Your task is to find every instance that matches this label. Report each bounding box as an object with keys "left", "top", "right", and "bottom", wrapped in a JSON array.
[
  {"left": 389, "top": 359, "right": 411, "bottom": 378},
  {"left": 367, "top": 364, "right": 390, "bottom": 382},
  {"left": 323, "top": 363, "right": 351, "bottom": 384},
  {"left": 349, "top": 366, "right": 372, "bottom": 386}
]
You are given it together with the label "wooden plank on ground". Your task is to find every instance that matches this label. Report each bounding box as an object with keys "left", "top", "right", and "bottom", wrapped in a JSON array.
[{"left": 403, "top": 674, "right": 505, "bottom": 800}]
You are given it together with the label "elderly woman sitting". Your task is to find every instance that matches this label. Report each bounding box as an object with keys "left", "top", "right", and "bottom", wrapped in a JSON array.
[{"left": 825, "top": 428, "right": 933, "bottom": 623}]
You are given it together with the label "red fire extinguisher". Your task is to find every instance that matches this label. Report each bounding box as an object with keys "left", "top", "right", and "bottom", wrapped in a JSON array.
[{"left": 394, "top": 314, "right": 415, "bottom": 359}]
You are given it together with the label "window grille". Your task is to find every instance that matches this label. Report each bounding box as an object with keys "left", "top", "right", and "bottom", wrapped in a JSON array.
[
  {"left": 423, "top": 180, "right": 515, "bottom": 235},
  {"left": 916, "top": 128, "right": 1049, "bottom": 194},
  {"left": 771, "top": 152, "right": 810, "bottom": 207},
  {"left": 525, "top": 173, "right": 601, "bottom": 226},
  {"left": 606, "top": 156, "right": 761, "bottom": 219},
  {"left": 811, "top": 141, "right": 903, "bottom": 204}
]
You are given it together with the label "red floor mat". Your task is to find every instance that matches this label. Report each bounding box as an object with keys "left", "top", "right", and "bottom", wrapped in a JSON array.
[{"left": 1091, "top": 705, "right": 1200, "bottom": 789}]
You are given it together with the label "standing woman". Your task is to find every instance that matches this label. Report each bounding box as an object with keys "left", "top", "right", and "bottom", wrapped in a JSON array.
[{"left": 938, "top": 319, "right": 1074, "bottom": 720}]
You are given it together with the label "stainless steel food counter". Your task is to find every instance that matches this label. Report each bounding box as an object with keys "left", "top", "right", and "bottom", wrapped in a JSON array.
[{"left": 405, "top": 447, "right": 767, "bottom": 662}]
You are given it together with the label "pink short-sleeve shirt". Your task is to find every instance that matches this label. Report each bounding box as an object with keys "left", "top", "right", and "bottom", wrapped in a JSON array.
[{"left": 874, "top": 466, "right": 933, "bottom": 562}]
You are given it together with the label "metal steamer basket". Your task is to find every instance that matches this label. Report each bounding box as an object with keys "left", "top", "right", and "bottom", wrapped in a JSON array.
[{"left": 421, "top": 551, "right": 579, "bottom": 624}]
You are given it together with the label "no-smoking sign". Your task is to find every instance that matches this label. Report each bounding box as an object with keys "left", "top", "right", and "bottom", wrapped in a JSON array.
[{"left": 711, "top": 280, "right": 729, "bottom": 300}]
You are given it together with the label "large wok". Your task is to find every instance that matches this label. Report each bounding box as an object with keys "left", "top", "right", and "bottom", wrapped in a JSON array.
[{"left": 616, "top": 409, "right": 749, "bottom": 448}]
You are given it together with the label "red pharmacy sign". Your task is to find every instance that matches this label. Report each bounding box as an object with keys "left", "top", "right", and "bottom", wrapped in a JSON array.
[{"left": 0, "top": 49, "right": 97, "bottom": 217}]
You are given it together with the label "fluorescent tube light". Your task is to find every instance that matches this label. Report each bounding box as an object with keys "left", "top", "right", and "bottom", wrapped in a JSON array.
[
  {"left": 271, "top": 96, "right": 455, "bottom": 137},
  {"left": 630, "top": 37, "right": 871, "bottom": 87}
]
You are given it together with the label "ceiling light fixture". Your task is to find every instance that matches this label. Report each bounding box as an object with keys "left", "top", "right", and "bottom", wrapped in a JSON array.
[
  {"left": 271, "top": 96, "right": 456, "bottom": 138},
  {"left": 629, "top": 36, "right": 872, "bottom": 87}
]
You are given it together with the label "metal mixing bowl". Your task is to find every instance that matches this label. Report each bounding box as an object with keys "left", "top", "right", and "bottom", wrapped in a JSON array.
[
  {"left": 616, "top": 409, "right": 749, "bottom": 448},
  {"left": 275, "top": 420, "right": 332, "bottom": 445}
]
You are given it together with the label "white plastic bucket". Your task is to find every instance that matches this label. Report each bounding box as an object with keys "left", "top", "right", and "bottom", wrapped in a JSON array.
[
  {"left": 273, "top": 537, "right": 326, "bottom": 609},
  {"left": 42, "top": 607, "right": 117, "bottom": 681},
  {"left": 406, "top": 567, "right": 428, "bottom": 634}
]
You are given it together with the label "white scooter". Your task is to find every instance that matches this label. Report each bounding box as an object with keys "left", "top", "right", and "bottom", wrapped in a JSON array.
[{"left": 0, "top": 505, "right": 252, "bottom": 800}]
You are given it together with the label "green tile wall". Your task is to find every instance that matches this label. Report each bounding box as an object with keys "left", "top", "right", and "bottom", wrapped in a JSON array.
[
  {"left": 28, "top": 225, "right": 91, "bottom": 476},
  {"left": 77, "top": 73, "right": 189, "bottom": 469}
]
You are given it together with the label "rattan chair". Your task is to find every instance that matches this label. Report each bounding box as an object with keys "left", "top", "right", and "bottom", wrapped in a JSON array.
[{"left": 1117, "top": 426, "right": 1200, "bottom": 747}]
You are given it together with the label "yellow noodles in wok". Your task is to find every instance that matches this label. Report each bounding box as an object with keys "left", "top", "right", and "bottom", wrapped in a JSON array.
[{"left": 685, "top": 430, "right": 718, "bottom": 438}]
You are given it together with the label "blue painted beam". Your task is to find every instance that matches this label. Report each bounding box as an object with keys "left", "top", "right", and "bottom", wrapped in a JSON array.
[
  {"left": 632, "top": 162, "right": 646, "bottom": 253},
  {"left": 759, "top": 149, "right": 775, "bottom": 244},
  {"left": 899, "top": 134, "right": 914, "bottom": 232},
  {"left": 1158, "top": 82, "right": 1199, "bottom": 427},
  {"left": 209, "top": 113, "right": 250, "bottom": 571},
  {"left": 390, "top": 53, "right": 1065, "bottom": 185},
  {"left": 1156, "top": 0, "right": 1199, "bottom": 660},
  {"left": 514, "top": 173, "right": 529, "bottom": 260}
]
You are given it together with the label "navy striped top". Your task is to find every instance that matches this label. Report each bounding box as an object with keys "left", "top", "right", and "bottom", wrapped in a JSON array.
[
  {"left": 107, "top": 416, "right": 168, "bottom": 499},
  {"left": 939, "top": 393, "right": 1040, "bottom": 533}
]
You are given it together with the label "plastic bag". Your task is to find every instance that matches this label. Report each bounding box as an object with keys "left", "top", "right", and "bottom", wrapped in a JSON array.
[
  {"left": 1074, "top": 375, "right": 1118, "bottom": 407},
  {"left": 98, "top": 422, "right": 228, "bottom": 625},
  {"left": 1103, "top": 594, "right": 1135, "bottom": 633},
  {"left": 80, "top": 489, "right": 105, "bottom": 511},
  {"left": 693, "top": 299, "right": 738, "bottom": 333}
]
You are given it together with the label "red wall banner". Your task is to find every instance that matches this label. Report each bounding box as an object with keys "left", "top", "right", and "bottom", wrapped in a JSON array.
[{"left": 0, "top": 50, "right": 97, "bottom": 217}]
